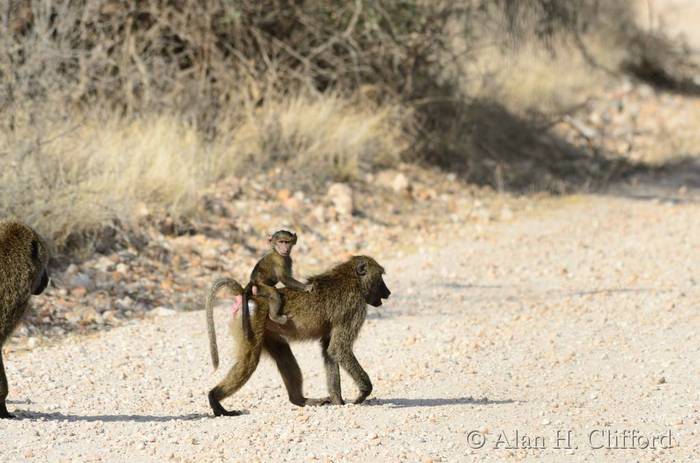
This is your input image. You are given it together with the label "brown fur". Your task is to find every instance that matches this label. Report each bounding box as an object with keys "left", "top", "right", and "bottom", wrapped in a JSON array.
[
  {"left": 0, "top": 220, "right": 50, "bottom": 418},
  {"left": 205, "top": 255, "right": 390, "bottom": 416}
]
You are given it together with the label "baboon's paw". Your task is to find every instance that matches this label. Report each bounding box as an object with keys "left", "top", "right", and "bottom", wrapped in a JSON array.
[
  {"left": 305, "top": 397, "right": 332, "bottom": 406},
  {"left": 215, "top": 409, "right": 244, "bottom": 417},
  {"left": 270, "top": 314, "right": 288, "bottom": 324}
]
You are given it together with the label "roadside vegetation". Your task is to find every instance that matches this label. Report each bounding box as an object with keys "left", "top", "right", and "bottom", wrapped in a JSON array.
[{"left": 1, "top": 0, "right": 696, "bottom": 252}]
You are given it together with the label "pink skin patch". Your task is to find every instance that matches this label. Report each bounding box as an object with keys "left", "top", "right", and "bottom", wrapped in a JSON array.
[
  {"left": 231, "top": 286, "right": 257, "bottom": 316},
  {"left": 231, "top": 295, "right": 242, "bottom": 316}
]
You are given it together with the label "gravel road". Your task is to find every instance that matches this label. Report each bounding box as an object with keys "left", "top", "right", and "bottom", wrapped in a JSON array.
[{"left": 1, "top": 194, "right": 699, "bottom": 462}]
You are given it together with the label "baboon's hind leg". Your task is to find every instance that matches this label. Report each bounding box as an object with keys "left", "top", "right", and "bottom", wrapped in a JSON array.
[
  {"left": 208, "top": 344, "right": 262, "bottom": 417},
  {"left": 263, "top": 335, "right": 329, "bottom": 407},
  {"left": 0, "top": 348, "right": 14, "bottom": 419}
]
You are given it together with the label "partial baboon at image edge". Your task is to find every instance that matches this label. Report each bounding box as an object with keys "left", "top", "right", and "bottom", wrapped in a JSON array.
[{"left": 0, "top": 220, "right": 50, "bottom": 419}]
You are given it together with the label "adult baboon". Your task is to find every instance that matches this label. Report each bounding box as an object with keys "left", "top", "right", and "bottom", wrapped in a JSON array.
[
  {"left": 0, "top": 220, "right": 50, "bottom": 418},
  {"left": 205, "top": 255, "right": 390, "bottom": 416}
]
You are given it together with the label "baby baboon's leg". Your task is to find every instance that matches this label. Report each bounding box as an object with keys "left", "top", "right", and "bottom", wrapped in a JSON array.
[
  {"left": 264, "top": 335, "right": 329, "bottom": 407},
  {"left": 0, "top": 349, "right": 13, "bottom": 419},
  {"left": 321, "top": 336, "right": 344, "bottom": 405},
  {"left": 208, "top": 344, "right": 262, "bottom": 417},
  {"left": 328, "top": 336, "right": 372, "bottom": 404},
  {"left": 266, "top": 288, "right": 287, "bottom": 324}
]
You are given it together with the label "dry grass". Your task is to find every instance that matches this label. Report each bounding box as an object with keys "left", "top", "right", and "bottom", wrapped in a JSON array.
[
  {"left": 464, "top": 40, "right": 622, "bottom": 115},
  {"left": 0, "top": 117, "right": 207, "bottom": 248},
  {"left": 3, "top": 0, "right": 691, "bottom": 253},
  {"left": 0, "top": 95, "right": 408, "bottom": 250},
  {"left": 220, "top": 96, "right": 407, "bottom": 182}
]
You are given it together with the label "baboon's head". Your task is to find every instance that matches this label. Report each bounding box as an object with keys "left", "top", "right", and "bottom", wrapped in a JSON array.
[
  {"left": 352, "top": 256, "right": 391, "bottom": 307},
  {"left": 269, "top": 230, "right": 297, "bottom": 257},
  {"left": 28, "top": 232, "right": 50, "bottom": 295}
]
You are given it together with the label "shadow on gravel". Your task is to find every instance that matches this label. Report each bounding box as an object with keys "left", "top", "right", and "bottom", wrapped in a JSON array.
[
  {"left": 609, "top": 157, "right": 700, "bottom": 204},
  {"left": 13, "top": 411, "right": 211, "bottom": 422},
  {"left": 557, "top": 287, "right": 666, "bottom": 297},
  {"left": 441, "top": 283, "right": 505, "bottom": 290},
  {"left": 366, "top": 397, "right": 517, "bottom": 408}
]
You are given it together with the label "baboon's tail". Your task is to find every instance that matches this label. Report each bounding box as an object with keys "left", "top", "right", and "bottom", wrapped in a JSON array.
[
  {"left": 241, "top": 283, "right": 255, "bottom": 342},
  {"left": 206, "top": 277, "right": 243, "bottom": 370}
]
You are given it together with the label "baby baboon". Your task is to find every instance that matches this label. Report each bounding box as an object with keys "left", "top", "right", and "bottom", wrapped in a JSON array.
[
  {"left": 205, "top": 255, "right": 391, "bottom": 416},
  {"left": 0, "top": 220, "right": 50, "bottom": 418},
  {"left": 240, "top": 230, "right": 312, "bottom": 339}
]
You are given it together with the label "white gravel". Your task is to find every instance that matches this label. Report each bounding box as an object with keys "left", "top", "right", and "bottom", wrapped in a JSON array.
[{"left": 1, "top": 195, "right": 699, "bottom": 462}]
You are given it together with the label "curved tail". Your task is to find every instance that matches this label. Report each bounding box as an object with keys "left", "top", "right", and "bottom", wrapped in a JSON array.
[{"left": 206, "top": 277, "right": 243, "bottom": 370}]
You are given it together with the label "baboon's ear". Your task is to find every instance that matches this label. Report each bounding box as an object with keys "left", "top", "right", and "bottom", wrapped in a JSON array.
[
  {"left": 268, "top": 235, "right": 273, "bottom": 242},
  {"left": 356, "top": 261, "right": 368, "bottom": 276},
  {"left": 292, "top": 232, "right": 297, "bottom": 244}
]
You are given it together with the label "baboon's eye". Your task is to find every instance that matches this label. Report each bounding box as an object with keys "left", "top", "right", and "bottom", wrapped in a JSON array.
[{"left": 31, "top": 239, "right": 40, "bottom": 260}]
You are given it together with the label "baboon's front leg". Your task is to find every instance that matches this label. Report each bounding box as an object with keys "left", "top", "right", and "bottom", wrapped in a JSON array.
[
  {"left": 329, "top": 336, "right": 372, "bottom": 404},
  {"left": 321, "top": 336, "right": 344, "bottom": 405},
  {"left": 0, "top": 348, "right": 14, "bottom": 419}
]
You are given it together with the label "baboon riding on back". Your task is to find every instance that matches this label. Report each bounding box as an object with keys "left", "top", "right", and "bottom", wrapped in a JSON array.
[{"left": 205, "top": 255, "right": 391, "bottom": 416}]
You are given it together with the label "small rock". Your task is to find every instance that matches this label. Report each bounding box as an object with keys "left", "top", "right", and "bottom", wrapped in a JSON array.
[
  {"left": 154, "top": 306, "right": 177, "bottom": 317},
  {"left": 69, "top": 273, "right": 94, "bottom": 291},
  {"left": 115, "top": 296, "right": 133, "bottom": 311},
  {"left": 376, "top": 170, "right": 411, "bottom": 194},
  {"left": 276, "top": 189, "right": 291, "bottom": 202},
  {"left": 312, "top": 205, "right": 327, "bottom": 223},
  {"left": 326, "top": 183, "right": 354, "bottom": 217},
  {"left": 70, "top": 287, "right": 87, "bottom": 297},
  {"left": 391, "top": 173, "right": 410, "bottom": 193},
  {"left": 135, "top": 201, "right": 150, "bottom": 218},
  {"left": 657, "top": 376, "right": 666, "bottom": 384},
  {"left": 94, "top": 257, "right": 115, "bottom": 272}
]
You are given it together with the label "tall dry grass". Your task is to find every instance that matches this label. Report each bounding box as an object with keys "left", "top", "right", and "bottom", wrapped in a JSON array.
[
  {"left": 0, "top": 95, "right": 408, "bottom": 249},
  {"left": 464, "top": 41, "right": 620, "bottom": 115},
  {"left": 220, "top": 96, "right": 406, "bottom": 182},
  {"left": 4, "top": 0, "right": 689, "bottom": 253}
]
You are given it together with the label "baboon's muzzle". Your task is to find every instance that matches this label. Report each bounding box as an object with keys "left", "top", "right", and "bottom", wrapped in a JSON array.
[
  {"left": 368, "top": 278, "right": 391, "bottom": 307},
  {"left": 32, "top": 269, "right": 49, "bottom": 295}
]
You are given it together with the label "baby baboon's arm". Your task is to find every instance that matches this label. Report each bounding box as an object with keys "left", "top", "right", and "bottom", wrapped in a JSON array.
[{"left": 279, "top": 274, "right": 311, "bottom": 292}]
